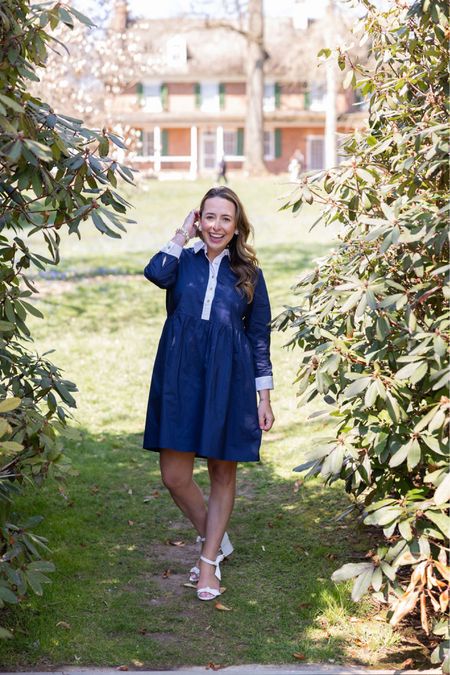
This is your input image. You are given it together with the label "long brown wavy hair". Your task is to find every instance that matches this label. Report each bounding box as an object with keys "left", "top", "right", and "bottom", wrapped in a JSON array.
[{"left": 199, "top": 186, "right": 259, "bottom": 302}]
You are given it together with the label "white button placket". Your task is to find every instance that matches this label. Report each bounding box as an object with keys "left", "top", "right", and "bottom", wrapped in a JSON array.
[{"left": 201, "top": 251, "right": 226, "bottom": 320}]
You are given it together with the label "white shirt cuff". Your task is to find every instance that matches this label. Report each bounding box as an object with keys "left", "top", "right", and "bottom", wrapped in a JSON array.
[
  {"left": 255, "top": 376, "right": 274, "bottom": 391},
  {"left": 160, "top": 241, "right": 183, "bottom": 259}
]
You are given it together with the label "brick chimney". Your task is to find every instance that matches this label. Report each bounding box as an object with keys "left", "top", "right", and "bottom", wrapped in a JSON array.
[{"left": 111, "top": 0, "right": 128, "bottom": 33}]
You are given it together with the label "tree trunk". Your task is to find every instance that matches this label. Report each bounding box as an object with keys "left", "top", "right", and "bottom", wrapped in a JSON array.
[{"left": 243, "top": 0, "right": 267, "bottom": 175}]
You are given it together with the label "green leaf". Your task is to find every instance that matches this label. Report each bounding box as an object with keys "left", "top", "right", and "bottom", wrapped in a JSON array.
[
  {"left": 0, "top": 93, "right": 23, "bottom": 112},
  {"left": 0, "top": 441, "right": 23, "bottom": 452},
  {"left": 389, "top": 441, "right": 410, "bottom": 468},
  {"left": 364, "top": 380, "right": 378, "bottom": 407},
  {"left": 343, "top": 377, "right": 372, "bottom": 399},
  {"left": 351, "top": 567, "right": 374, "bottom": 602},
  {"left": 0, "top": 586, "right": 19, "bottom": 604},
  {"left": 398, "top": 519, "right": 413, "bottom": 540},
  {"left": 407, "top": 438, "right": 421, "bottom": 471},
  {"left": 0, "top": 397, "right": 21, "bottom": 413},
  {"left": 340, "top": 289, "right": 363, "bottom": 313},
  {"left": 343, "top": 69, "right": 355, "bottom": 90},
  {"left": 19, "top": 300, "right": 44, "bottom": 319},
  {"left": 331, "top": 562, "right": 373, "bottom": 582},
  {"left": 386, "top": 392, "right": 401, "bottom": 424},
  {"left": 434, "top": 473, "right": 450, "bottom": 506},
  {"left": 425, "top": 510, "right": 450, "bottom": 536},
  {"left": 395, "top": 360, "right": 425, "bottom": 381},
  {"left": 371, "top": 566, "right": 383, "bottom": 592},
  {"left": 364, "top": 506, "right": 403, "bottom": 526},
  {"left": 23, "top": 140, "right": 53, "bottom": 162},
  {"left": 54, "top": 382, "right": 77, "bottom": 407}
]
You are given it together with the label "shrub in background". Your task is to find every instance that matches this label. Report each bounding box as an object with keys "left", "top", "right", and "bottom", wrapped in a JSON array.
[
  {"left": 0, "top": 0, "right": 133, "bottom": 637},
  {"left": 275, "top": 0, "right": 449, "bottom": 669}
]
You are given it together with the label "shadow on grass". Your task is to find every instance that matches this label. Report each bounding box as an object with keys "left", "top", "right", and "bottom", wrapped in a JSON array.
[{"left": 1, "top": 427, "right": 376, "bottom": 669}]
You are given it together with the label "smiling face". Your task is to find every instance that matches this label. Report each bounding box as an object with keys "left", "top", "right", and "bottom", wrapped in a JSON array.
[{"left": 200, "top": 196, "right": 237, "bottom": 259}]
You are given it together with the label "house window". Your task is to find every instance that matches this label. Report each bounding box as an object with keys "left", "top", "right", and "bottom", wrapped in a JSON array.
[
  {"left": 307, "top": 136, "right": 324, "bottom": 170},
  {"left": 264, "top": 130, "right": 274, "bottom": 159},
  {"left": 309, "top": 83, "right": 327, "bottom": 111},
  {"left": 263, "top": 83, "right": 275, "bottom": 112},
  {"left": 142, "top": 83, "right": 163, "bottom": 112},
  {"left": 138, "top": 130, "right": 154, "bottom": 157},
  {"left": 200, "top": 83, "right": 219, "bottom": 112},
  {"left": 224, "top": 130, "right": 238, "bottom": 156}
]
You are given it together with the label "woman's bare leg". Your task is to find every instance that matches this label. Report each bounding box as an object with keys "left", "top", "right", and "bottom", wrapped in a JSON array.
[
  {"left": 197, "top": 458, "right": 237, "bottom": 597},
  {"left": 159, "top": 448, "right": 207, "bottom": 536}
]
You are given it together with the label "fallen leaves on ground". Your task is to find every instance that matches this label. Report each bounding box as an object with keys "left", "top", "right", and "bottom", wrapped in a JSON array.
[
  {"left": 166, "top": 539, "right": 185, "bottom": 547},
  {"left": 183, "top": 582, "right": 197, "bottom": 589},
  {"left": 143, "top": 490, "right": 160, "bottom": 502},
  {"left": 398, "top": 658, "right": 414, "bottom": 669},
  {"left": 116, "top": 666, "right": 128, "bottom": 671},
  {"left": 56, "top": 621, "right": 71, "bottom": 630},
  {"left": 293, "top": 652, "right": 306, "bottom": 660},
  {"left": 215, "top": 601, "right": 232, "bottom": 611},
  {"left": 162, "top": 568, "right": 172, "bottom": 578},
  {"left": 293, "top": 479, "right": 303, "bottom": 493},
  {"left": 206, "top": 662, "right": 223, "bottom": 670}
]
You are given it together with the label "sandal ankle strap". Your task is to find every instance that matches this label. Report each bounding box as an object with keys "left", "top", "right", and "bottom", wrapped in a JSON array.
[{"left": 200, "top": 553, "right": 224, "bottom": 580}]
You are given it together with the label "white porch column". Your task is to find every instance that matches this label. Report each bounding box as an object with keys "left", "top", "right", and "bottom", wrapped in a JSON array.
[
  {"left": 190, "top": 126, "right": 198, "bottom": 179},
  {"left": 154, "top": 126, "right": 161, "bottom": 173},
  {"left": 216, "top": 125, "right": 224, "bottom": 164}
]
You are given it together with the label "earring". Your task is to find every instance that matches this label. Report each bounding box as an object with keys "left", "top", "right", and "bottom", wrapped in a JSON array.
[
  {"left": 234, "top": 230, "right": 239, "bottom": 236},
  {"left": 197, "top": 223, "right": 202, "bottom": 232}
]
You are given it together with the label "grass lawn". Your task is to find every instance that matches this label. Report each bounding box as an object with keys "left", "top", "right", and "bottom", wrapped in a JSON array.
[{"left": 1, "top": 177, "right": 420, "bottom": 670}]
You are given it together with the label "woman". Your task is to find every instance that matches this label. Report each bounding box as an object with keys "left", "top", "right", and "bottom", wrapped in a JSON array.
[{"left": 143, "top": 186, "right": 274, "bottom": 601}]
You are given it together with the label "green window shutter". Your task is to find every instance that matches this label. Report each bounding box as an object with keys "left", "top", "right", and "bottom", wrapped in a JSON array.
[
  {"left": 219, "top": 82, "right": 225, "bottom": 110},
  {"left": 274, "top": 82, "right": 281, "bottom": 109},
  {"left": 161, "top": 129, "right": 168, "bottom": 156},
  {"left": 137, "top": 129, "right": 143, "bottom": 155},
  {"left": 160, "top": 83, "right": 169, "bottom": 111},
  {"left": 274, "top": 129, "right": 282, "bottom": 158},
  {"left": 237, "top": 128, "right": 244, "bottom": 155},
  {"left": 137, "top": 82, "right": 143, "bottom": 105},
  {"left": 304, "top": 90, "right": 311, "bottom": 110},
  {"left": 194, "top": 82, "right": 201, "bottom": 108}
]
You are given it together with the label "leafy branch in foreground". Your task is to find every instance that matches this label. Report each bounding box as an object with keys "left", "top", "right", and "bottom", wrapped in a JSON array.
[
  {"left": 275, "top": 0, "right": 449, "bottom": 669},
  {"left": 0, "top": 0, "right": 135, "bottom": 637}
]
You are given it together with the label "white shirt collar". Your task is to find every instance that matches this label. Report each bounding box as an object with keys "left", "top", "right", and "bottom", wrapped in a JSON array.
[{"left": 193, "top": 239, "right": 230, "bottom": 261}]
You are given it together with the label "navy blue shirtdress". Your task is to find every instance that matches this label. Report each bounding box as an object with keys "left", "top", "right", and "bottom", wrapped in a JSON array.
[{"left": 143, "top": 239, "right": 273, "bottom": 462}]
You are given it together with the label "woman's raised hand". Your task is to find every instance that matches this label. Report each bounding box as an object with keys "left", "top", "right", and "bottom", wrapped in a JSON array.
[{"left": 182, "top": 209, "right": 200, "bottom": 239}]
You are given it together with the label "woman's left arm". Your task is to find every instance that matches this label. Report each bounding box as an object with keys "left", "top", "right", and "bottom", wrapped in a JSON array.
[{"left": 244, "top": 269, "right": 275, "bottom": 431}]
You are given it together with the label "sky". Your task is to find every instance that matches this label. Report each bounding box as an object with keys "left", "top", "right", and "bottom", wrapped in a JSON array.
[
  {"left": 75, "top": 0, "right": 337, "bottom": 20},
  {"left": 127, "top": 0, "right": 302, "bottom": 18}
]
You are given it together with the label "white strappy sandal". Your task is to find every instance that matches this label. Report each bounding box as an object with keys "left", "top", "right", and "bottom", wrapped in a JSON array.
[
  {"left": 196, "top": 553, "right": 224, "bottom": 601},
  {"left": 189, "top": 532, "right": 233, "bottom": 583}
]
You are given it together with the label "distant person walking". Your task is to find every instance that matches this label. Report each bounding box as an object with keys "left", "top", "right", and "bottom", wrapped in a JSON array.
[
  {"left": 217, "top": 155, "right": 228, "bottom": 184},
  {"left": 142, "top": 186, "right": 274, "bottom": 602},
  {"left": 288, "top": 148, "right": 304, "bottom": 181}
]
